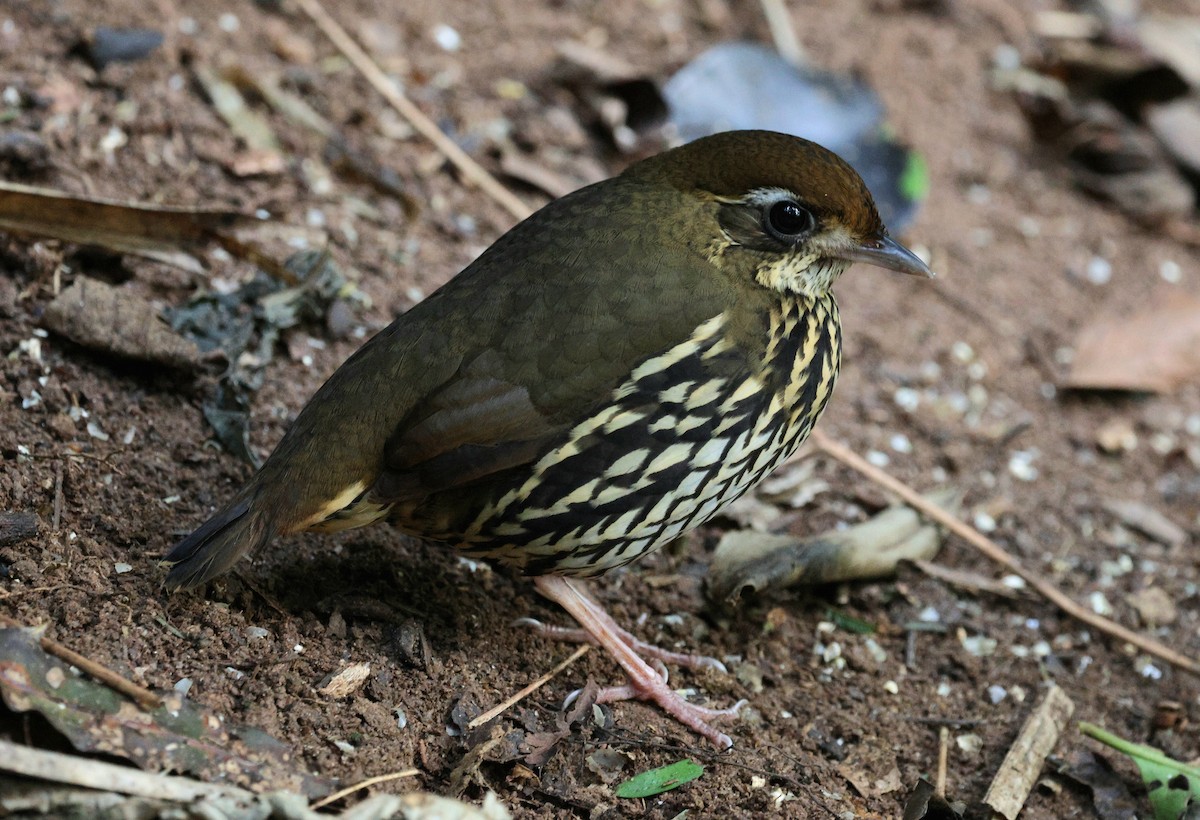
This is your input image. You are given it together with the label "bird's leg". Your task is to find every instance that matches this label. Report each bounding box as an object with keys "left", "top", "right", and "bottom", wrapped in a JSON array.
[{"left": 533, "top": 575, "right": 745, "bottom": 749}]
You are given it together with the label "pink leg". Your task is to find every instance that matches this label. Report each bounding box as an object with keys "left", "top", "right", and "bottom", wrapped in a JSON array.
[{"left": 533, "top": 575, "right": 745, "bottom": 749}]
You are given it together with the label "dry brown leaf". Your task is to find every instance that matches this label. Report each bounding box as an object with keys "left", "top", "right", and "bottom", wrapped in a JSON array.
[
  {"left": 43, "top": 278, "right": 215, "bottom": 371},
  {"left": 1064, "top": 290, "right": 1200, "bottom": 393},
  {"left": 0, "top": 181, "right": 246, "bottom": 272}
]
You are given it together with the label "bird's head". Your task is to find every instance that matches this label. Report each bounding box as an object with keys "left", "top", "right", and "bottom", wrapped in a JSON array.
[{"left": 627, "top": 130, "right": 933, "bottom": 299}]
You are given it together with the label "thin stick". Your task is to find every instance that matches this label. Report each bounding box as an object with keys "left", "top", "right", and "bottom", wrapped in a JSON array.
[
  {"left": 292, "top": 0, "right": 533, "bottom": 222},
  {"left": 0, "top": 615, "right": 162, "bottom": 710},
  {"left": 935, "top": 726, "right": 949, "bottom": 797},
  {"left": 810, "top": 428, "right": 1200, "bottom": 677},
  {"left": 309, "top": 768, "right": 422, "bottom": 810},
  {"left": 0, "top": 738, "right": 250, "bottom": 802},
  {"left": 758, "top": 0, "right": 806, "bottom": 65},
  {"left": 468, "top": 644, "right": 591, "bottom": 729}
]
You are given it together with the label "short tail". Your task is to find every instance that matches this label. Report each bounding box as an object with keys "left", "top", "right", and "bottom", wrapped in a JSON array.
[{"left": 162, "top": 494, "right": 275, "bottom": 589}]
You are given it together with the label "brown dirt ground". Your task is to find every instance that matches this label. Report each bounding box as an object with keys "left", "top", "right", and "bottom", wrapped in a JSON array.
[{"left": 2, "top": 0, "right": 1199, "bottom": 817}]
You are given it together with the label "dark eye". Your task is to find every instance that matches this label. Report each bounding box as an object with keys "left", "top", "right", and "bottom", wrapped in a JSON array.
[{"left": 765, "top": 200, "right": 815, "bottom": 241}]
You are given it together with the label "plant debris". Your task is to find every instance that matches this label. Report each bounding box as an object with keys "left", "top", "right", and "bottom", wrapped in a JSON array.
[{"left": 0, "top": 626, "right": 335, "bottom": 798}]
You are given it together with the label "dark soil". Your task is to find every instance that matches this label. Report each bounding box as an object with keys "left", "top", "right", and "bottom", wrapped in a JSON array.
[{"left": 2, "top": 0, "right": 1198, "bottom": 817}]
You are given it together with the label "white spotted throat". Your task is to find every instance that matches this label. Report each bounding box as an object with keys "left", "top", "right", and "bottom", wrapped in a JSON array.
[{"left": 165, "top": 130, "right": 933, "bottom": 748}]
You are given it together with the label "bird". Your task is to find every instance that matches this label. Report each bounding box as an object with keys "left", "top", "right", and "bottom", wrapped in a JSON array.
[{"left": 164, "top": 130, "right": 932, "bottom": 749}]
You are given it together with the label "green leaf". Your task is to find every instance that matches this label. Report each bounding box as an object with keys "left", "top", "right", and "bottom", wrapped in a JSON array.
[
  {"left": 826, "top": 608, "right": 876, "bottom": 635},
  {"left": 615, "top": 759, "right": 704, "bottom": 798},
  {"left": 1080, "top": 721, "right": 1200, "bottom": 819},
  {"left": 899, "top": 151, "right": 930, "bottom": 203}
]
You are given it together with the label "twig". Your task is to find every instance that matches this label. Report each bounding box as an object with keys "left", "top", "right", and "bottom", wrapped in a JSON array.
[
  {"left": 0, "top": 615, "right": 162, "bottom": 710},
  {"left": 0, "top": 738, "right": 250, "bottom": 802},
  {"left": 292, "top": 0, "right": 533, "bottom": 222},
  {"left": 52, "top": 459, "right": 64, "bottom": 531},
  {"left": 983, "top": 685, "right": 1075, "bottom": 820},
  {"left": 810, "top": 428, "right": 1200, "bottom": 677},
  {"left": 309, "top": 768, "right": 422, "bottom": 810},
  {"left": 936, "top": 726, "right": 949, "bottom": 797},
  {"left": 758, "top": 0, "right": 806, "bottom": 65},
  {"left": 468, "top": 644, "right": 590, "bottom": 729}
]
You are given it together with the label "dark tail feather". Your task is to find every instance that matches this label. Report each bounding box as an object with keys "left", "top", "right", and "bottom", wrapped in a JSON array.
[{"left": 163, "top": 496, "right": 274, "bottom": 589}]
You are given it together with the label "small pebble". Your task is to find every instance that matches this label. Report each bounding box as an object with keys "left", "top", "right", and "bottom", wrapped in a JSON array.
[
  {"left": 987, "top": 685, "right": 1007, "bottom": 704},
  {"left": 1085, "top": 256, "right": 1112, "bottom": 285},
  {"left": 883, "top": 680, "right": 899, "bottom": 694},
  {"left": 866, "top": 450, "right": 890, "bottom": 467},
  {"left": 1159, "top": 260, "right": 1181, "bottom": 283},
  {"left": 114, "top": 562, "right": 132, "bottom": 574},
  {"left": 893, "top": 387, "right": 920, "bottom": 412},
  {"left": 1008, "top": 450, "right": 1039, "bottom": 481},
  {"left": 174, "top": 678, "right": 192, "bottom": 695},
  {"left": 951, "top": 341, "right": 975, "bottom": 363},
  {"left": 889, "top": 433, "right": 912, "bottom": 454},
  {"left": 218, "top": 13, "right": 240, "bottom": 32},
  {"left": 432, "top": 23, "right": 461, "bottom": 51}
]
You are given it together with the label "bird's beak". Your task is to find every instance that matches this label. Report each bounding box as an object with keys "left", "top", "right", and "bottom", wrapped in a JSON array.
[{"left": 840, "top": 234, "right": 934, "bottom": 278}]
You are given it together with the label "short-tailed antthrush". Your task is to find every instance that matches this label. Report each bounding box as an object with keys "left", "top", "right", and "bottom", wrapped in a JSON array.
[{"left": 165, "top": 130, "right": 932, "bottom": 748}]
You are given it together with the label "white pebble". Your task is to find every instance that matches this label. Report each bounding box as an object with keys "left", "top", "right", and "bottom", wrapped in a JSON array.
[
  {"left": 432, "top": 23, "right": 461, "bottom": 51},
  {"left": 951, "top": 341, "right": 975, "bottom": 363},
  {"left": 973, "top": 512, "right": 997, "bottom": 533},
  {"left": 87, "top": 420, "right": 110, "bottom": 441},
  {"left": 987, "top": 685, "right": 1007, "bottom": 704},
  {"left": 889, "top": 433, "right": 912, "bottom": 454},
  {"left": 174, "top": 678, "right": 193, "bottom": 695},
  {"left": 936, "top": 681, "right": 952, "bottom": 697},
  {"left": 218, "top": 13, "right": 239, "bottom": 32},
  {"left": 178, "top": 17, "right": 198, "bottom": 35},
  {"left": 918, "top": 606, "right": 941, "bottom": 623},
  {"left": 866, "top": 450, "right": 890, "bottom": 468},
  {"left": 114, "top": 562, "right": 132, "bottom": 574},
  {"left": 893, "top": 387, "right": 920, "bottom": 412},
  {"left": 1159, "top": 260, "right": 1181, "bottom": 283},
  {"left": 993, "top": 43, "right": 1021, "bottom": 71},
  {"left": 1086, "top": 256, "right": 1112, "bottom": 285},
  {"left": 1138, "top": 659, "right": 1163, "bottom": 680},
  {"left": 883, "top": 680, "right": 899, "bottom": 694},
  {"left": 1008, "top": 450, "right": 1039, "bottom": 481},
  {"left": 1088, "top": 591, "right": 1112, "bottom": 615}
]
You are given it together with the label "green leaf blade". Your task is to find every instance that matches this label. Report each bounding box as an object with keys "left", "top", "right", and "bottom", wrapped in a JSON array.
[{"left": 615, "top": 759, "right": 704, "bottom": 798}]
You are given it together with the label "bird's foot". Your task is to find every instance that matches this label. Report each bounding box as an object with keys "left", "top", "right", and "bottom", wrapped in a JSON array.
[
  {"left": 532, "top": 575, "right": 744, "bottom": 749},
  {"left": 564, "top": 660, "right": 747, "bottom": 748},
  {"left": 514, "top": 617, "right": 727, "bottom": 673}
]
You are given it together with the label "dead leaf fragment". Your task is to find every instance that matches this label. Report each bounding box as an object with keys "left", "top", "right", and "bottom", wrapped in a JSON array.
[
  {"left": 1103, "top": 499, "right": 1188, "bottom": 547},
  {"left": 1064, "top": 290, "right": 1200, "bottom": 393},
  {"left": 1126, "top": 587, "right": 1178, "bottom": 627},
  {"left": 708, "top": 489, "right": 959, "bottom": 604},
  {"left": 43, "top": 278, "right": 213, "bottom": 371}
]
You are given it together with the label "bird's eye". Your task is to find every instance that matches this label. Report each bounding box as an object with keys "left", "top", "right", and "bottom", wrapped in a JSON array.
[{"left": 764, "top": 200, "right": 815, "bottom": 241}]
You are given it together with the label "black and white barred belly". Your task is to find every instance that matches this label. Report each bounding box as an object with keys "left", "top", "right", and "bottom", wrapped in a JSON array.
[{"left": 440, "top": 294, "right": 841, "bottom": 576}]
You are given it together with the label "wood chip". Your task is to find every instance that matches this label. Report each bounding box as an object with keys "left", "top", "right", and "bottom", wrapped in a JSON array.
[
  {"left": 983, "top": 685, "right": 1075, "bottom": 820},
  {"left": 317, "top": 662, "right": 371, "bottom": 698}
]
